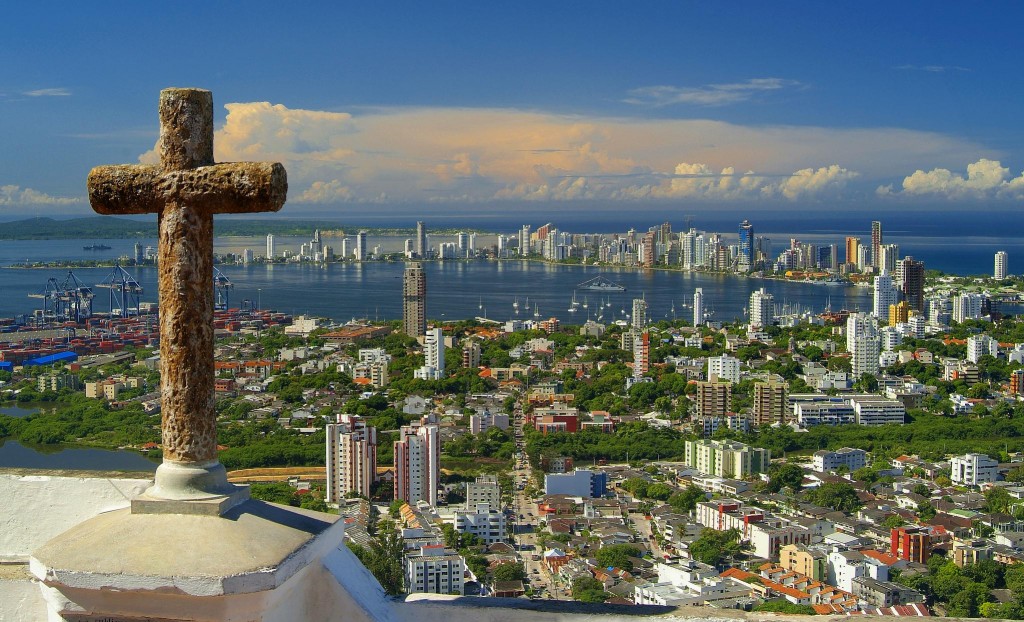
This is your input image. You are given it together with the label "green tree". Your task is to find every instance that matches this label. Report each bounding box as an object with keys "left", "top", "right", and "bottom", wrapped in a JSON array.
[
  {"left": 492, "top": 561, "right": 526, "bottom": 582},
  {"left": 571, "top": 576, "right": 608, "bottom": 603},
  {"left": 668, "top": 485, "right": 706, "bottom": 513},
  {"left": 806, "top": 482, "right": 862, "bottom": 512},
  {"left": 595, "top": 544, "right": 641, "bottom": 572},
  {"left": 881, "top": 515, "right": 906, "bottom": 529},
  {"left": 689, "top": 528, "right": 740, "bottom": 567},
  {"left": 767, "top": 462, "right": 805, "bottom": 492}
]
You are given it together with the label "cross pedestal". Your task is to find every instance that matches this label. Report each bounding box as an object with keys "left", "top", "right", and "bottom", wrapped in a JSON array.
[{"left": 29, "top": 89, "right": 377, "bottom": 622}]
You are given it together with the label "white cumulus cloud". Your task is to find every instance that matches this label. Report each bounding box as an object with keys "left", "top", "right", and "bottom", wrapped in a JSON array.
[
  {"left": 0, "top": 185, "right": 80, "bottom": 206},
  {"left": 881, "top": 158, "right": 1024, "bottom": 199},
  {"left": 297, "top": 180, "right": 354, "bottom": 203},
  {"left": 609, "top": 163, "right": 855, "bottom": 201}
]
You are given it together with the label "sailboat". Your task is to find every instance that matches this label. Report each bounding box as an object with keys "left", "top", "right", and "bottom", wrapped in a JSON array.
[
  {"left": 478, "top": 297, "right": 483, "bottom": 311},
  {"left": 533, "top": 303, "right": 540, "bottom": 319},
  {"left": 582, "top": 297, "right": 589, "bottom": 310},
  {"left": 512, "top": 296, "right": 520, "bottom": 312},
  {"left": 568, "top": 292, "right": 579, "bottom": 313}
]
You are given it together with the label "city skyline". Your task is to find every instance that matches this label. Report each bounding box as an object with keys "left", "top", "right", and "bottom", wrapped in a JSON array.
[{"left": 3, "top": 3, "right": 1024, "bottom": 219}]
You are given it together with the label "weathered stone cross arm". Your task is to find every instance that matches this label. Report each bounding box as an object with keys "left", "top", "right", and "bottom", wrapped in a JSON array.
[{"left": 88, "top": 161, "right": 287, "bottom": 215}]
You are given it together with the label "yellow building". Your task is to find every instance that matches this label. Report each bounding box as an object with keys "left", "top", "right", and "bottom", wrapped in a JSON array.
[
  {"left": 779, "top": 543, "right": 827, "bottom": 581},
  {"left": 889, "top": 300, "right": 910, "bottom": 325}
]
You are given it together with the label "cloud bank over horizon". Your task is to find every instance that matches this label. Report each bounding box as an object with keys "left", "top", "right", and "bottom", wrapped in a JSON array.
[{"left": 157, "top": 100, "right": 991, "bottom": 207}]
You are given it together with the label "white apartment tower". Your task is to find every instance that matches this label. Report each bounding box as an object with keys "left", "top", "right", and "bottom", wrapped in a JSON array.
[
  {"left": 953, "top": 293, "right": 985, "bottom": 323},
  {"left": 355, "top": 230, "right": 368, "bottom": 261},
  {"left": 266, "top": 233, "right": 276, "bottom": 259},
  {"left": 996, "top": 251, "right": 1008, "bottom": 280},
  {"left": 395, "top": 423, "right": 440, "bottom": 506},
  {"left": 749, "top": 287, "right": 774, "bottom": 329},
  {"left": 693, "top": 288, "right": 704, "bottom": 327},
  {"left": 707, "top": 354, "right": 742, "bottom": 384},
  {"left": 415, "top": 327, "right": 446, "bottom": 380},
  {"left": 632, "top": 298, "right": 648, "bottom": 329},
  {"left": 520, "top": 225, "right": 531, "bottom": 256},
  {"left": 325, "top": 414, "right": 378, "bottom": 503},
  {"left": 950, "top": 453, "right": 998, "bottom": 487},
  {"left": 872, "top": 273, "right": 898, "bottom": 320},
  {"left": 847, "top": 312, "right": 880, "bottom": 377},
  {"left": 967, "top": 334, "right": 999, "bottom": 363}
]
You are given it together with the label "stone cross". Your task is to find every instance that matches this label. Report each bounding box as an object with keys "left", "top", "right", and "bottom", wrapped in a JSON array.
[{"left": 88, "top": 88, "right": 286, "bottom": 508}]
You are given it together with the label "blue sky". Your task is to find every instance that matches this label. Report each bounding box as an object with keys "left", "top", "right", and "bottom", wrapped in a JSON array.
[{"left": 2, "top": 2, "right": 1023, "bottom": 220}]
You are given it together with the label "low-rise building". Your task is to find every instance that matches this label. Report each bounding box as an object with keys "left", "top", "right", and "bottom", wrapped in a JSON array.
[
  {"left": 451, "top": 503, "right": 506, "bottom": 545},
  {"left": 813, "top": 448, "right": 867, "bottom": 473},
  {"left": 545, "top": 469, "right": 607, "bottom": 498},
  {"left": 851, "top": 576, "right": 923, "bottom": 607},
  {"left": 405, "top": 544, "right": 465, "bottom": 595},
  {"left": 950, "top": 453, "right": 998, "bottom": 487}
]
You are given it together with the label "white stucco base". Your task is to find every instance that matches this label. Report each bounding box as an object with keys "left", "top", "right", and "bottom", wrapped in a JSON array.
[{"left": 0, "top": 470, "right": 151, "bottom": 559}]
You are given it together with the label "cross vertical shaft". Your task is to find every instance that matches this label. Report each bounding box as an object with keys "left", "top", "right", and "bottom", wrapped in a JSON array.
[{"left": 158, "top": 89, "right": 218, "bottom": 465}]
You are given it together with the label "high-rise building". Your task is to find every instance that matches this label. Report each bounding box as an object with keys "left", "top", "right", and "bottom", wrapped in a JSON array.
[
  {"left": 708, "top": 355, "right": 741, "bottom": 384},
  {"left": 871, "top": 221, "right": 882, "bottom": 268},
  {"left": 995, "top": 251, "right": 1008, "bottom": 280},
  {"left": 847, "top": 312, "right": 880, "bottom": 377},
  {"left": 456, "top": 231, "right": 468, "bottom": 256},
  {"left": 967, "top": 334, "right": 999, "bottom": 363},
  {"left": 878, "top": 243, "right": 899, "bottom": 274},
  {"left": 873, "top": 273, "right": 898, "bottom": 320},
  {"left": 1010, "top": 369, "right": 1024, "bottom": 395},
  {"left": 888, "top": 301, "right": 909, "bottom": 326},
  {"left": 416, "top": 221, "right": 427, "bottom": 257},
  {"left": 753, "top": 379, "right": 789, "bottom": 426},
  {"left": 896, "top": 256, "right": 925, "bottom": 312},
  {"left": 738, "top": 220, "right": 754, "bottom": 272},
  {"left": 134, "top": 242, "right": 143, "bottom": 264},
  {"left": 631, "top": 298, "right": 647, "bottom": 329},
  {"left": 519, "top": 225, "right": 531, "bottom": 256},
  {"left": 414, "top": 327, "right": 445, "bottom": 380},
  {"left": 693, "top": 288, "right": 704, "bottom": 327},
  {"left": 355, "top": 230, "right": 368, "bottom": 261},
  {"left": 953, "top": 292, "right": 985, "bottom": 323},
  {"left": 403, "top": 263, "right": 426, "bottom": 338},
  {"left": 325, "top": 414, "right": 377, "bottom": 503},
  {"left": 266, "top": 234, "right": 276, "bottom": 259},
  {"left": 637, "top": 231, "right": 655, "bottom": 267},
  {"left": 394, "top": 423, "right": 440, "bottom": 506},
  {"left": 694, "top": 381, "right": 732, "bottom": 419},
  {"left": 845, "top": 236, "right": 861, "bottom": 267},
  {"left": 462, "top": 340, "right": 481, "bottom": 369},
  {"left": 632, "top": 331, "right": 650, "bottom": 378},
  {"left": 749, "top": 287, "right": 774, "bottom": 328}
]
